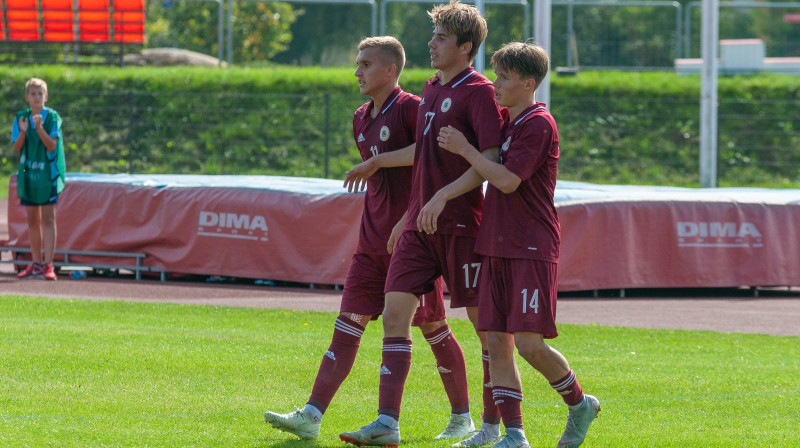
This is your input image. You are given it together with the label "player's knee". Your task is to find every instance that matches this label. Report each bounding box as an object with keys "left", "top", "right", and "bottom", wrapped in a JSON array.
[
  {"left": 515, "top": 337, "right": 549, "bottom": 364},
  {"left": 418, "top": 320, "right": 446, "bottom": 335}
]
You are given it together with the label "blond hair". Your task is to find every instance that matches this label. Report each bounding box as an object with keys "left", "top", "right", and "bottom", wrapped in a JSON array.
[
  {"left": 428, "top": 0, "right": 488, "bottom": 63},
  {"left": 491, "top": 41, "right": 549, "bottom": 90},
  {"left": 25, "top": 78, "right": 48, "bottom": 96},
  {"left": 359, "top": 36, "right": 406, "bottom": 77}
]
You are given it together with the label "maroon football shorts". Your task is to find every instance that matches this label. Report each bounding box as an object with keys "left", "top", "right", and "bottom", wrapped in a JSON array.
[
  {"left": 341, "top": 252, "right": 446, "bottom": 326},
  {"left": 385, "top": 231, "right": 482, "bottom": 309},
  {"left": 477, "top": 256, "right": 559, "bottom": 338}
]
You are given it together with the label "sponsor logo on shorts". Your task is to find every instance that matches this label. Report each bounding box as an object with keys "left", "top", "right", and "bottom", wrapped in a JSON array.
[
  {"left": 677, "top": 221, "right": 762, "bottom": 248},
  {"left": 380, "top": 365, "right": 392, "bottom": 375},
  {"left": 325, "top": 350, "right": 336, "bottom": 361},
  {"left": 437, "top": 366, "right": 452, "bottom": 374},
  {"left": 198, "top": 211, "right": 269, "bottom": 242}
]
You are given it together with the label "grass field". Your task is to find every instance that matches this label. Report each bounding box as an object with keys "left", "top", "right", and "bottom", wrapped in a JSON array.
[{"left": 1, "top": 296, "right": 798, "bottom": 448}]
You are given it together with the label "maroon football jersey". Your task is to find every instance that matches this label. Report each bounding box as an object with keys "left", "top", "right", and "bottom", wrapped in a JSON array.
[
  {"left": 475, "top": 103, "right": 561, "bottom": 262},
  {"left": 403, "top": 68, "right": 503, "bottom": 237},
  {"left": 353, "top": 87, "right": 420, "bottom": 254}
]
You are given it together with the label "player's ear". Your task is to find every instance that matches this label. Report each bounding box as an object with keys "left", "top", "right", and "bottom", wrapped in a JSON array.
[
  {"left": 387, "top": 63, "right": 397, "bottom": 77},
  {"left": 460, "top": 41, "right": 473, "bottom": 56}
]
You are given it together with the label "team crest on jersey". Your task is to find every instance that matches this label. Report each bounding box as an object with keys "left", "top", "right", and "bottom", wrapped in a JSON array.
[
  {"left": 500, "top": 136, "right": 512, "bottom": 164},
  {"left": 441, "top": 98, "right": 452, "bottom": 112},
  {"left": 501, "top": 136, "right": 511, "bottom": 152},
  {"left": 380, "top": 126, "right": 390, "bottom": 141}
]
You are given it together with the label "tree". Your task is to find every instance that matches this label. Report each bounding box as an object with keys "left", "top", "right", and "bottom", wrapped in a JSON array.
[{"left": 146, "top": 1, "right": 297, "bottom": 63}]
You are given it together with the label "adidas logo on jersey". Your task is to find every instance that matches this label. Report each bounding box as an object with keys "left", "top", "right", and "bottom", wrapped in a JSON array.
[
  {"left": 380, "top": 365, "right": 392, "bottom": 375},
  {"left": 358, "top": 133, "right": 365, "bottom": 142},
  {"left": 419, "top": 98, "right": 425, "bottom": 106},
  {"left": 325, "top": 350, "right": 336, "bottom": 361},
  {"left": 437, "top": 366, "right": 452, "bottom": 374}
]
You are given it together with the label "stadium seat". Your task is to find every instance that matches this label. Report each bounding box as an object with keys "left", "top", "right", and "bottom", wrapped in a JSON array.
[
  {"left": 43, "top": 0, "right": 76, "bottom": 42},
  {"left": 112, "top": 0, "right": 144, "bottom": 43},
  {"left": 6, "top": 0, "right": 40, "bottom": 41},
  {"left": 78, "top": 0, "right": 110, "bottom": 42}
]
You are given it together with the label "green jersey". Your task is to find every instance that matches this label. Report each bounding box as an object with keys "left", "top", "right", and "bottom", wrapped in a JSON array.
[{"left": 15, "top": 107, "right": 66, "bottom": 204}]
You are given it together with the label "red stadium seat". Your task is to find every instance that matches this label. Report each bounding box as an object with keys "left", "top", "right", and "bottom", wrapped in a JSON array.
[
  {"left": 112, "top": 0, "right": 144, "bottom": 43},
  {"left": 6, "top": 0, "right": 40, "bottom": 41},
  {"left": 0, "top": 13, "right": 5, "bottom": 40},
  {"left": 78, "top": 0, "right": 110, "bottom": 42},
  {"left": 43, "top": 0, "right": 76, "bottom": 42}
]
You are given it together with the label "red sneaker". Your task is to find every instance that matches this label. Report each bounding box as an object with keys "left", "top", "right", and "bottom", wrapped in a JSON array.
[
  {"left": 17, "top": 263, "right": 44, "bottom": 279},
  {"left": 42, "top": 263, "right": 58, "bottom": 281}
]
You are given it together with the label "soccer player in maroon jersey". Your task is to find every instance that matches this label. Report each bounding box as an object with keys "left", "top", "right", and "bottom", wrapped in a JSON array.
[
  {"left": 437, "top": 41, "right": 601, "bottom": 448},
  {"left": 340, "top": 2, "right": 505, "bottom": 446},
  {"left": 264, "top": 36, "right": 469, "bottom": 442}
]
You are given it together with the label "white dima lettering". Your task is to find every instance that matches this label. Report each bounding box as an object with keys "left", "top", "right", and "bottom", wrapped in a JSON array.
[
  {"left": 199, "top": 211, "right": 218, "bottom": 226},
  {"left": 677, "top": 222, "right": 761, "bottom": 238},
  {"left": 199, "top": 211, "right": 269, "bottom": 231}
]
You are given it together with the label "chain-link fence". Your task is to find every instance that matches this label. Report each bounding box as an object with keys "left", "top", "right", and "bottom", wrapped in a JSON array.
[{"left": 4, "top": 89, "right": 798, "bottom": 187}]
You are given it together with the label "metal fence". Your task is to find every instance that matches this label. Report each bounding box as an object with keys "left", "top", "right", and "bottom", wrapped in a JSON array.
[
  {"left": 4, "top": 89, "right": 798, "bottom": 188},
  {"left": 684, "top": 1, "right": 800, "bottom": 59}
]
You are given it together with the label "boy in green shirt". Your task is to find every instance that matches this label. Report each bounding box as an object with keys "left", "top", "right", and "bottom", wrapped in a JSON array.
[{"left": 12, "top": 78, "right": 66, "bottom": 281}]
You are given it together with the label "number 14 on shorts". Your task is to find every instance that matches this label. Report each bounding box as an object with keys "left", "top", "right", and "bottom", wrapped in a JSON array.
[{"left": 522, "top": 288, "right": 539, "bottom": 314}]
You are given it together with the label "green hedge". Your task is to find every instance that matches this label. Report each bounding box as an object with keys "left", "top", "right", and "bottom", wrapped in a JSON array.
[{"left": 2, "top": 66, "right": 799, "bottom": 187}]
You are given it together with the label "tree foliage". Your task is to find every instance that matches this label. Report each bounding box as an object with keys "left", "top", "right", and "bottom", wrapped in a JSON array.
[{"left": 146, "top": 1, "right": 297, "bottom": 62}]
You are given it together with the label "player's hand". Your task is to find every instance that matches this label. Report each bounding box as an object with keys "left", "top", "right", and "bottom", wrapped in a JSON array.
[
  {"left": 437, "top": 126, "right": 470, "bottom": 156},
  {"left": 18, "top": 116, "right": 28, "bottom": 133},
  {"left": 31, "top": 114, "right": 43, "bottom": 130},
  {"left": 417, "top": 193, "right": 446, "bottom": 234},
  {"left": 343, "top": 159, "right": 378, "bottom": 193},
  {"left": 387, "top": 219, "right": 404, "bottom": 254}
]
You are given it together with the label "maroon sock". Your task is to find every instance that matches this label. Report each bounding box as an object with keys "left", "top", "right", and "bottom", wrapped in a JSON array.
[
  {"left": 378, "top": 337, "right": 412, "bottom": 420},
  {"left": 424, "top": 325, "right": 470, "bottom": 415},
  {"left": 493, "top": 386, "right": 523, "bottom": 429},
  {"left": 306, "top": 316, "right": 364, "bottom": 414},
  {"left": 550, "top": 369, "right": 584, "bottom": 406},
  {"left": 481, "top": 350, "right": 501, "bottom": 424}
]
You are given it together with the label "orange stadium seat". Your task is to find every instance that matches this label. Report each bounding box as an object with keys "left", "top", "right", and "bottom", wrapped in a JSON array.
[
  {"left": 78, "top": 0, "right": 110, "bottom": 42},
  {"left": 6, "top": 0, "right": 40, "bottom": 41},
  {"left": 43, "top": 0, "right": 76, "bottom": 42},
  {"left": 112, "top": 0, "right": 144, "bottom": 43}
]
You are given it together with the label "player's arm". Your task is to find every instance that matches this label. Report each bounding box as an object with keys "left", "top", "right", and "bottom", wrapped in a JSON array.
[
  {"left": 13, "top": 117, "right": 27, "bottom": 153},
  {"left": 416, "top": 148, "right": 498, "bottom": 234},
  {"left": 32, "top": 115, "right": 57, "bottom": 152},
  {"left": 438, "top": 125, "right": 520, "bottom": 193},
  {"left": 387, "top": 210, "right": 408, "bottom": 254},
  {"left": 343, "top": 143, "right": 415, "bottom": 192}
]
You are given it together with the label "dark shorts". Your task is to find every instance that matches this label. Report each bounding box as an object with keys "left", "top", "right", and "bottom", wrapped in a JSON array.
[
  {"left": 20, "top": 186, "right": 58, "bottom": 206},
  {"left": 385, "top": 231, "right": 482, "bottom": 309},
  {"left": 341, "top": 252, "right": 446, "bottom": 326},
  {"left": 477, "top": 256, "right": 559, "bottom": 338}
]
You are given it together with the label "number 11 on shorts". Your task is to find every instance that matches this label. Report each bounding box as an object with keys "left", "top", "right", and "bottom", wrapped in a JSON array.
[{"left": 522, "top": 288, "right": 539, "bottom": 314}]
